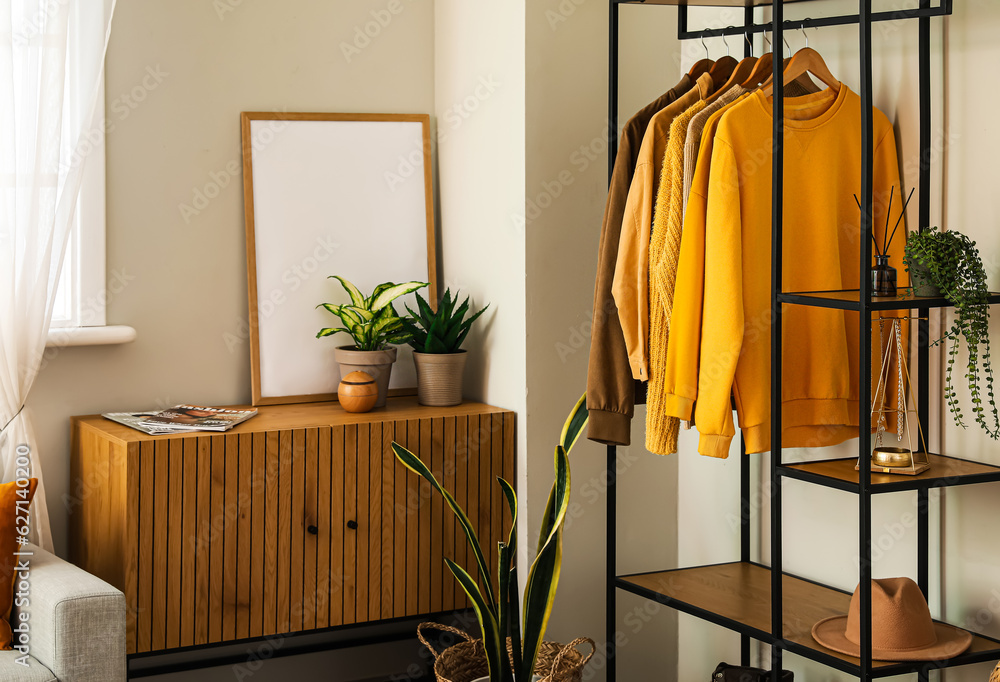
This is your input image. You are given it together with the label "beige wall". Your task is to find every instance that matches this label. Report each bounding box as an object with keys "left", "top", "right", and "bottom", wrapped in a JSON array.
[
  {"left": 29, "top": 0, "right": 436, "bottom": 566},
  {"left": 522, "top": 2, "right": 680, "bottom": 680}
]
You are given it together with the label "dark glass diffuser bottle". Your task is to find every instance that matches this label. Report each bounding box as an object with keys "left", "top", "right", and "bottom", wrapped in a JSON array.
[{"left": 872, "top": 255, "right": 897, "bottom": 297}]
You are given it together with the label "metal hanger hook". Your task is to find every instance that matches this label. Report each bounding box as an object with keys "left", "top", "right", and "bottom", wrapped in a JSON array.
[
  {"left": 700, "top": 34, "right": 709, "bottom": 59},
  {"left": 721, "top": 31, "right": 732, "bottom": 58},
  {"left": 763, "top": 31, "right": 772, "bottom": 51},
  {"left": 783, "top": 33, "right": 792, "bottom": 58},
  {"left": 802, "top": 19, "right": 812, "bottom": 49},
  {"left": 745, "top": 32, "right": 754, "bottom": 57}
]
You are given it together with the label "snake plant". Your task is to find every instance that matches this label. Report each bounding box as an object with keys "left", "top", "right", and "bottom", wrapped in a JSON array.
[
  {"left": 316, "top": 275, "right": 427, "bottom": 351},
  {"left": 400, "top": 288, "right": 489, "bottom": 354},
  {"left": 392, "top": 393, "right": 589, "bottom": 682}
]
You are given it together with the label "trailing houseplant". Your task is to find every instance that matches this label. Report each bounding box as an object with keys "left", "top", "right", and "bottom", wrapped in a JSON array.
[
  {"left": 316, "top": 275, "right": 427, "bottom": 407},
  {"left": 903, "top": 228, "right": 999, "bottom": 439},
  {"left": 392, "top": 393, "right": 590, "bottom": 682},
  {"left": 399, "top": 288, "right": 490, "bottom": 407}
]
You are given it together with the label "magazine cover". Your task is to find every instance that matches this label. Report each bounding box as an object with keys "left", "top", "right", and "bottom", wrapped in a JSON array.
[
  {"left": 101, "top": 412, "right": 182, "bottom": 436},
  {"left": 139, "top": 405, "right": 258, "bottom": 431}
]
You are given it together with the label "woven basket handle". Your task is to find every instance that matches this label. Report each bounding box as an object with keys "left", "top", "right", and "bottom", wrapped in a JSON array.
[
  {"left": 416, "top": 622, "right": 475, "bottom": 660},
  {"left": 540, "top": 638, "right": 597, "bottom": 681}
]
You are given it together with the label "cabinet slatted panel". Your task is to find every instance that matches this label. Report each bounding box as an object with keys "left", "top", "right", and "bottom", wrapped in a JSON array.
[{"left": 70, "top": 400, "right": 515, "bottom": 655}]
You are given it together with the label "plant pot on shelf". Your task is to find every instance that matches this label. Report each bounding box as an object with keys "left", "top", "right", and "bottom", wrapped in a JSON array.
[
  {"left": 334, "top": 345, "right": 397, "bottom": 408},
  {"left": 908, "top": 258, "right": 942, "bottom": 298},
  {"left": 413, "top": 350, "right": 467, "bottom": 407}
]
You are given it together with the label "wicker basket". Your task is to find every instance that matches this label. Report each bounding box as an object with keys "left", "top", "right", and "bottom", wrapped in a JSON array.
[
  {"left": 417, "top": 623, "right": 595, "bottom": 682},
  {"left": 990, "top": 661, "right": 1000, "bottom": 682}
]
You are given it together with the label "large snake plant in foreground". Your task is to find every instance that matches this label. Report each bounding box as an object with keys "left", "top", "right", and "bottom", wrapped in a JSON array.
[{"left": 392, "top": 393, "right": 589, "bottom": 682}]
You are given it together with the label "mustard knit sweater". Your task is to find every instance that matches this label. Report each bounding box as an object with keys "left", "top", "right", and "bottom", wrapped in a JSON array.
[{"left": 645, "top": 99, "right": 707, "bottom": 456}]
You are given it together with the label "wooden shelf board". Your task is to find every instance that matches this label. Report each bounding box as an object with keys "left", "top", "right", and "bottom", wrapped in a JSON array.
[
  {"left": 617, "top": 562, "right": 1000, "bottom": 675},
  {"left": 779, "top": 289, "right": 1000, "bottom": 311},
  {"left": 74, "top": 397, "right": 511, "bottom": 445},
  {"left": 782, "top": 454, "right": 1000, "bottom": 492}
]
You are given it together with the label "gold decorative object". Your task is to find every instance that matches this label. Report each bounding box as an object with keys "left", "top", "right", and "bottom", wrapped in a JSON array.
[{"left": 864, "top": 318, "right": 931, "bottom": 476}]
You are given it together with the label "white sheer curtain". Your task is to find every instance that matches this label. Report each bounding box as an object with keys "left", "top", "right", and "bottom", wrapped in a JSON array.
[{"left": 0, "top": 0, "right": 116, "bottom": 549}]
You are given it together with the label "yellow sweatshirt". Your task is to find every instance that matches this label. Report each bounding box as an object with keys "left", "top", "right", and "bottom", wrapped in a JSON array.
[{"left": 667, "top": 85, "right": 907, "bottom": 458}]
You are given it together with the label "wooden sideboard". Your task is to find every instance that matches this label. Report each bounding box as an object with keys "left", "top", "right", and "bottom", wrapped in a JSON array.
[{"left": 70, "top": 398, "right": 515, "bottom": 656}]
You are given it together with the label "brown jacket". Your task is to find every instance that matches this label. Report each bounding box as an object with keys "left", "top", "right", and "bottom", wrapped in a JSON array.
[{"left": 586, "top": 75, "right": 694, "bottom": 446}]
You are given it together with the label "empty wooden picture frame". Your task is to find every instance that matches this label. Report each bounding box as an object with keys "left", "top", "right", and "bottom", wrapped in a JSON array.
[{"left": 242, "top": 112, "right": 437, "bottom": 406}]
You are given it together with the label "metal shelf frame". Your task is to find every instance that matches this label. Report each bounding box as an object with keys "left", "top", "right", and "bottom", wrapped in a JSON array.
[{"left": 604, "top": 1, "right": 962, "bottom": 681}]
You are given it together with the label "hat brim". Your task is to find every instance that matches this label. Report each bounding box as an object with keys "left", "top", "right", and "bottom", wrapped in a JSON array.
[{"left": 811, "top": 616, "right": 973, "bottom": 662}]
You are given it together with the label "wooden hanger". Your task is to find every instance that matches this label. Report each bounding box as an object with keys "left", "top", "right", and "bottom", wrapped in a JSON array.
[
  {"left": 688, "top": 58, "right": 714, "bottom": 80},
  {"left": 688, "top": 35, "right": 714, "bottom": 80},
  {"left": 705, "top": 56, "right": 757, "bottom": 104},
  {"left": 742, "top": 52, "right": 775, "bottom": 89},
  {"left": 707, "top": 55, "right": 738, "bottom": 93},
  {"left": 761, "top": 47, "right": 840, "bottom": 97}
]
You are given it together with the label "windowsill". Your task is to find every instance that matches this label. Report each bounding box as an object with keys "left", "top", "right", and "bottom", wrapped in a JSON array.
[{"left": 46, "top": 325, "right": 137, "bottom": 348}]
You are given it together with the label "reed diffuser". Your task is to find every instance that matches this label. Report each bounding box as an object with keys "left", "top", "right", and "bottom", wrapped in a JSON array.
[{"left": 856, "top": 186, "right": 914, "bottom": 297}]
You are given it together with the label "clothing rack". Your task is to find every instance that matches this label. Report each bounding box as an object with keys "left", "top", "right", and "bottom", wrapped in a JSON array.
[{"left": 604, "top": 1, "right": 1000, "bottom": 681}]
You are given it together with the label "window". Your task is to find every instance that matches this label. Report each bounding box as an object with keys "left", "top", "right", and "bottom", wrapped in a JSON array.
[{"left": 49, "top": 1, "right": 109, "bottom": 330}]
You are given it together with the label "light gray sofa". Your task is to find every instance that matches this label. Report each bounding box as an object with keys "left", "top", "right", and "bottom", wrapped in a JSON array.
[{"left": 0, "top": 543, "right": 125, "bottom": 682}]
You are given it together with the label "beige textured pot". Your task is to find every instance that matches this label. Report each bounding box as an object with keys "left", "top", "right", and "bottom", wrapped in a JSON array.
[
  {"left": 412, "top": 350, "right": 467, "bottom": 407},
  {"left": 334, "top": 346, "right": 397, "bottom": 408}
]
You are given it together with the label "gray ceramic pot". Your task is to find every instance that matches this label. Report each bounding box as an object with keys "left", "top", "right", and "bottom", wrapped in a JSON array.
[
  {"left": 908, "top": 259, "right": 942, "bottom": 298},
  {"left": 334, "top": 346, "right": 397, "bottom": 407},
  {"left": 412, "top": 350, "right": 467, "bottom": 407}
]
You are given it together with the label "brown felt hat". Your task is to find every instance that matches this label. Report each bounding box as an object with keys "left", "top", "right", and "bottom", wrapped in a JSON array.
[{"left": 812, "top": 577, "right": 972, "bottom": 662}]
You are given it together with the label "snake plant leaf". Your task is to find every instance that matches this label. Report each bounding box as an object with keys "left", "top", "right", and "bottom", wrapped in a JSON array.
[
  {"left": 446, "top": 558, "right": 505, "bottom": 682},
  {"left": 370, "top": 281, "right": 427, "bottom": 312},
  {"left": 520, "top": 523, "right": 563, "bottom": 680},
  {"left": 560, "top": 392, "right": 589, "bottom": 455},
  {"left": 316, "top": 327, "right": 350, "bottom": 339},
  {"left": 329, "top": 275, "right": 365, "bottom": 308},
  {"left": 535, "top": 445, "right": 570, "bottom": 557},
  {"left": 507, "top": 562, "right": 523, "bottom": 679},
  {"left": 520, "top": 445, "right": 570, "bottom": 680},
  {"left": 498, "top": 477, "right": 517, "bottom": 557},
  {"left": 391, "top": 442, "right": 497, "bottom": 614},
  {"left": 496, "top": 542, "right": 515, "bottom": 682}
]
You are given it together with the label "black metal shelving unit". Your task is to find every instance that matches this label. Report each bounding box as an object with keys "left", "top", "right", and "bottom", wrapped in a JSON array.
[{"left": 604, "top": 1, "right": 1000, "bottom": 681}]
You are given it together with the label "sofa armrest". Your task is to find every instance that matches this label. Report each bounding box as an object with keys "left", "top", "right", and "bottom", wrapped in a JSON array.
[{"left": 12, "top": 544, "right": 125, "bottom": 682}]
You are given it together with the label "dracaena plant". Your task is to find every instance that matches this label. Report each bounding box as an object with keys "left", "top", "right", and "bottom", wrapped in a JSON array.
[
  {"left": 392, "top": 393, "right": 589, "bottom": 682},
  {"left": 316, "top": 276, "right": 427, "bottom": 351},
  {"left": 400, "top": 288, "right": 489, "bottom": 354},
  {"left": 904, "top": 228, "right": 999, "bottom": 439}
]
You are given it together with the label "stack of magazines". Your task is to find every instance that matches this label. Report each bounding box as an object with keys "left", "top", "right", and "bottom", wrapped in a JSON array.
[{"left": 102, "top": 405, "right": 258, "bottom": 436}]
